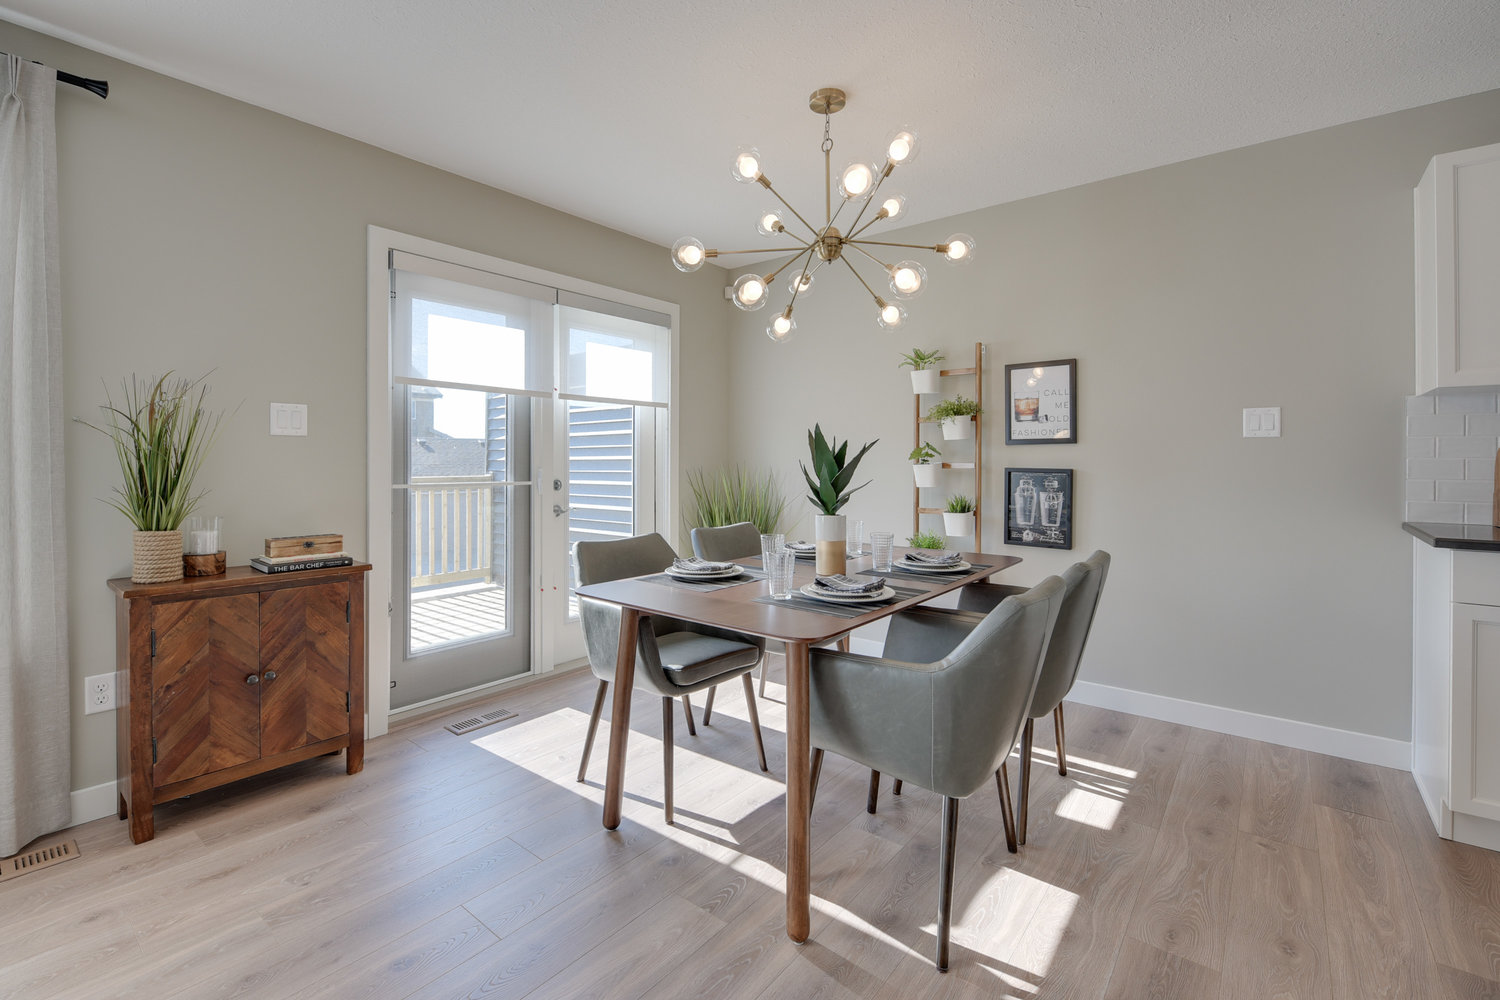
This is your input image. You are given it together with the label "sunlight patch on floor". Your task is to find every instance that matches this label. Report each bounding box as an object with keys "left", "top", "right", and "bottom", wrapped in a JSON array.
[{"left": 1054, "top": 786, "right": 1122, "bottom": 830}]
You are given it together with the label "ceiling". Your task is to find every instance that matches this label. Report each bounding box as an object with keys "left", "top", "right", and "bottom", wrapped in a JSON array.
[{"left": 5, "top": 1, "right": 1499, "bottom": 263}]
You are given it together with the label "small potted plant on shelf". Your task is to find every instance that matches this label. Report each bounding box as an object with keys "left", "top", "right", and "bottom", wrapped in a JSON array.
[
  {"left": 907, "top": 530, "right": 947, "bottom": 550},
  {"left": 909, "top": 441, "right": 941, "bottom": 488},
  {"left": 78, "top": 372, "right": 226, "bottom": 583},
  {"left": 800, "top": 423, "right": 878, "bottom": 575},
  {"left": 898, "top": 347, "right": 945, "bottom": 394},
  {"left": 942, "top": 494, "right": 975, "bottom": 537},
  {"left": 926, "top": 394, "right": 982, "bottom": 440}
]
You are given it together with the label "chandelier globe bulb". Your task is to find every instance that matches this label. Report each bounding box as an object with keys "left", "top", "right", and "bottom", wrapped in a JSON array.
[{"left": 671, "top": 237, "right": 706, "bottom": 272}]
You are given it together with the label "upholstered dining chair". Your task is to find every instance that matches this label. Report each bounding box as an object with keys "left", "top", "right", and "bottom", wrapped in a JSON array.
[
  {"left": 691, "top": 520, "right": 843, "bottom": 707},
  {"left": 575, "top": 533, "right": 771, "bottom": 824},
  {"left": 952, "top": 550, "right": 1111, "bottom": 845},
  {"left": 806, "top": 576, "right": 1064, "bottom": 972}
]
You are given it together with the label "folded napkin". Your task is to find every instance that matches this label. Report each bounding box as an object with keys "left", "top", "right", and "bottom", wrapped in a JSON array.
[
  {"left": 904, "top": 550, "right": 962, "bottom": 566},
  {"left": 786, "top": 540, "right": 816, "bottom": 552},
  {"left": 813, "top": 574, "right": 886, "bottom": 594},
  {"left": 672, "top": 557, "right": 735, "bottom": 573}
]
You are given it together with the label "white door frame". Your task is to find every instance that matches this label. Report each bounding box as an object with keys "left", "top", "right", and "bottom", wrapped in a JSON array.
[{"left": 365, "top": 226, "right": 679, "bottom": 738}]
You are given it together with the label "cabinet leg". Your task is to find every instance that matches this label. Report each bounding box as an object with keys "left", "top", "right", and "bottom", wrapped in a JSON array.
[
  {"left": 128, "top": 799, "right": 154, "bottom": 844},
  {"left": 118, "top": 792, "right": 128, "bottom": 821},
  {"left": 346, "top": 738, "right": 364, "bottom": 775}
]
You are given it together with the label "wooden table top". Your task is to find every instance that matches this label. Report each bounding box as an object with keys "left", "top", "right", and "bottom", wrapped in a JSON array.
[{"left": 575, "top": 548, "right": 1022, "bottom": 645}]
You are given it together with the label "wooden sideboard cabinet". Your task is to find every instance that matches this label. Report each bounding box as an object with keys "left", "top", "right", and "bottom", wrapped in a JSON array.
[{"left": 108, "top": 563, "right": 371, "bottom": 843}]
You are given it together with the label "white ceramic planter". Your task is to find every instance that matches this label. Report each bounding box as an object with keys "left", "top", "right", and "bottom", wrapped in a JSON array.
[
  {"left": 942, "top": 511, "right": 975, "bottom": 537},
  {"left": 813, "top": 513, "right": 847, "bottom": 576},
  {"left": 941, "top": 415, "right": 975, "bottom": 440},
  {"left": 910, "top": 369, "right": 941, "bottom": 394},
  {"left": 912, "top": 463, "right": 940, "bottom": 488}
]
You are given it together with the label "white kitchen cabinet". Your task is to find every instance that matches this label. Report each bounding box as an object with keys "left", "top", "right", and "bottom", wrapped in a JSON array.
[
  {"left": 1412, "top": 539, "right": 1500, "bottom": 850},
  {"left": 1415, "top": 141, "right": 1500, "bottom": 395}
]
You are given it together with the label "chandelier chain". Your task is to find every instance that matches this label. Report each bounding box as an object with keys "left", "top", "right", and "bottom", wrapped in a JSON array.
[{"left": 821, "top": 113, "right": 833, "bottom": 154}]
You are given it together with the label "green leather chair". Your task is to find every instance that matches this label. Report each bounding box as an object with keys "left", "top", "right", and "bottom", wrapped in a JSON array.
[
  {"left": 807, "top": 575, "right": 1064, "bottom": 971},
  {"left": 575, "top": 532, "right": 770, "bottom": 825}
]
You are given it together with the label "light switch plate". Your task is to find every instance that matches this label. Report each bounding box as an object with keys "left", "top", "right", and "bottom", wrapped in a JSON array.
[
  {"left": 1243, "top": 407, "right": 1281, "bottom": 438},
  {"left": 270, "top": 402, "right": 308, "bottom": 436}
]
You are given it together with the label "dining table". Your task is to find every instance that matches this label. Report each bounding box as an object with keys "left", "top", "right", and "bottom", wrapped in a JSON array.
[{"left": 576, "top": 545, "right": 1023, "bottom": 943}]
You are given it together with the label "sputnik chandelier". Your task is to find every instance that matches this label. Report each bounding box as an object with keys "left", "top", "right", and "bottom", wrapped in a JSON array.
[{"left": 670, "top": 87, "right": 974, "bottom": 343}]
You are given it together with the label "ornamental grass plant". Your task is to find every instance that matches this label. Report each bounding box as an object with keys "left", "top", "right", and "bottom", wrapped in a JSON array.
[{"left": 684, "top": 465, "right": 789, "bottom": 535}]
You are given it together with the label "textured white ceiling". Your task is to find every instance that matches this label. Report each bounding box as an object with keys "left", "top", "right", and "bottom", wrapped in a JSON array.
[{"left": 5, "top": 0, "right": 1499, "bottom": 262}]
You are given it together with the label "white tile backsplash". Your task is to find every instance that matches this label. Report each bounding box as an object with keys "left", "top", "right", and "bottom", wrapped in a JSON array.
[{"left": 1409, "top": 388, "right": 1500, "bottom": 522}]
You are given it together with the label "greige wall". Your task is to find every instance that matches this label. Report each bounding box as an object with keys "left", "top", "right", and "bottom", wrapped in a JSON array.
[
  {"left": 727, "top": 89, "right": 1500, "bottom": 743},
  {"left": 0, "top": 21, "right": 734, "bottom": 796}
]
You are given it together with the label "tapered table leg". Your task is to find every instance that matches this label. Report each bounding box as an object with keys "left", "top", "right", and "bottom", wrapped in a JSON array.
[
  {"left": 602, "top": 609, "right": 641, "bottom": 831},
  {"left": 784, "top": 639, "right": 811, "bottom": 943}
]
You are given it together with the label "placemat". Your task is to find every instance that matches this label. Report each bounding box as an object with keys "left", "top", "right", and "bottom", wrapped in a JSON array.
[
  {"left": 641, "top": 569, "right": 765, "bottom": 593},
  {"left": 857, "top": 562, "right": 993, "bottom": 581},
  {"left": 752, "top": 584, "right": 926, "bottom": 619}
]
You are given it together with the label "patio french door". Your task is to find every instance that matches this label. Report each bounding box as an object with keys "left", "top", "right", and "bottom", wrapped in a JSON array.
[{"left": 379, "top": 241, "right": 673, "bottom": 715}]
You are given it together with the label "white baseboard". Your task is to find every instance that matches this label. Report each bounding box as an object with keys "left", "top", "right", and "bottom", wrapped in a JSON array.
[
  {"left": 71, "top": 780, "right": 118, "bottom": 828},
  {"left": 1068, "top": 680, "right": 1411, "bottom": 770},
  {"left": 853, "top": 636, "right": 1410, "bottom": 769}
]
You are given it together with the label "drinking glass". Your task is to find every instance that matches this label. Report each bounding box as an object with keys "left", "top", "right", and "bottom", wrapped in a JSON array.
[
  {"left": 846, "top": 518, "right": 864, "bottom": 557},
  {"left": 1040, "top": 491, "right": 1063, "bottom": 528},
  {"left": 1014, "top": 479, "right": 1037, "bottom": 526},
  {"left": 768, "top": 548, "right": 797, "bottom": 599},
  {"left": 759, "top": 532, "right": 785, "bottom": 570},
  {"left": 870, "top": 531, "right": 894, "bottom": 572}
]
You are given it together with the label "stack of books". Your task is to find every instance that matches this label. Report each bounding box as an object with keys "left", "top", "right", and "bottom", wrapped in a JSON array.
[{"left": 250, "top": 533, "right": 354, "bottom": 574}]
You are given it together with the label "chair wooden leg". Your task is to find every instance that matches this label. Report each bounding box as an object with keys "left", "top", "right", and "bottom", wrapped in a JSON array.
[
  {"left": 893, "top": 779, "right": 903, "bottom": 796},
  {"left": 997, "top": 761, "right": 1017, "bottom": 854},
  {"left": 1019, "top": 717, "right": 1035, "bottom": 846},
  {"left": 936, "top": 796, "right": 960, "bottom": 972},
  {"left": 759, "top": 657, "right": 768, "bottom": 697},
  {"left": 702, "top": 686, "right": 715, "bottom": 725},
  {"left": 662, "top": 697, "right": 674, "bottom": 825},
  {"left": 867, "top": 770, "right": 881, "bottom": 814},
  {"left": 577, "top": 679, "right": 608, "bottom": 783},
  {"left": 1054, "top": 704, "right": 1067, "bottom": 776},
  {"left": 809, "top": 748, "right": 824, "bottom": 813},
  {"left": 742, "top": 673, "right": 769, "bottom": 772},
  {"left": 682, "top": 694, "right": 697, "bottom": 737}
]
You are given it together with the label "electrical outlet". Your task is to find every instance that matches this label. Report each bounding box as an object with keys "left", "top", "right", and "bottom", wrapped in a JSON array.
[{"left": 84, "top": 672, "right": 116, "bottom": 715}]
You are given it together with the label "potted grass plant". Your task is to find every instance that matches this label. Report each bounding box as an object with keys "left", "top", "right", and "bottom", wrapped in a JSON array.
[
  {"left": 926, "top": 395, "right": 982, "bottom": 440},
  {"left": 78, "top": 372, "right": 225, "bottom": 583},
  {"left": 898, "top": 347, "right": 945, "bottom": 394},
  {"left": 910, "top": 441, "right": 942, "bottom": 488},
  {"left": 800, "top": 423, "right": 878, "bottom": 575},
  {"left": 907, "top": 530, "right": 946, "bottom": 550},
  {"left": 942, "top": 494, "right": 975, "bottom": 537},
  {"left": 683, "top": 466, "right": 788, "bottom": 535}
]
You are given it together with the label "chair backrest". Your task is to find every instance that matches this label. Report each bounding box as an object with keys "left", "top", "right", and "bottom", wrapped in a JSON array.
[
  {"left": 574, "top": 532, "right": 678, "bottom": 586},
  {"left": 690, "top": 522, "right": 761, "bottom": 562},
  {"left": 928, "top": 575, "right": 1064, "bottom": 797},
  {"left": 1028, "top": 550, "right": 1110, "bottom": 717}
]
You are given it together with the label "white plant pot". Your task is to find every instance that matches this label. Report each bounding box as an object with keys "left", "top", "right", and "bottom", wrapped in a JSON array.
[
  {"left": 942, "top": 511, "right": 975, "bottom": 537},
  {"left": 813, "top": 513, "right": 847, "bottom": 576},
  {"left": 910, "top": 369, "right": 941, "bottom": 394},
  {"left": 941, "top": 415, "right": 975, "bottom": 440},
  {"left": 912, "top": 463, "right": 940, "bottom": 488}
]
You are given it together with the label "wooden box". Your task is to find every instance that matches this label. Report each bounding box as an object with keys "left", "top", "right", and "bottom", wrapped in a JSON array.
[{"left": 265, "top": 533, "right": 342, "bottom": 558}]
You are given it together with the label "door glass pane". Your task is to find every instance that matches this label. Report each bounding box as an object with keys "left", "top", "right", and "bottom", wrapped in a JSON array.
[
  {"left": 407, "top": 386, "right": 511, "bottom": 653},
  {"left": 566, "top": 401, "right": 635, "bottom": 617}
]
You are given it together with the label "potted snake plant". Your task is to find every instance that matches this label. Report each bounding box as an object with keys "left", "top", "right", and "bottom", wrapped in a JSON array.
[{"left": 800, "top": 424, "right": 878, "bottom": 575}]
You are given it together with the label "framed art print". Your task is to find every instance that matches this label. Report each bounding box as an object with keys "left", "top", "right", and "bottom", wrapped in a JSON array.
[
  {"left": 1005, "top": 468, "right": 1073, "bottom": 549},
  {"left": 1005, "top": 358, "right": 1076, "bottom": 444}
]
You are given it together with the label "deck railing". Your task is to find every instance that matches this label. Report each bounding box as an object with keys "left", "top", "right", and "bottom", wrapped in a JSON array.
[{"left": 410, "top": 476, "right": 495, "bottom": 588}]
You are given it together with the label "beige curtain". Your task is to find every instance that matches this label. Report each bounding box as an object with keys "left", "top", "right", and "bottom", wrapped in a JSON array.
[{"left": 1, "top": 54, "right": 71, "bottom": 856}]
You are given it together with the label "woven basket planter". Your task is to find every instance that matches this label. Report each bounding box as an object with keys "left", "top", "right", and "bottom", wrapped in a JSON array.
[{"left": 132, "top": 530, "right": 184, "bottom": 584}]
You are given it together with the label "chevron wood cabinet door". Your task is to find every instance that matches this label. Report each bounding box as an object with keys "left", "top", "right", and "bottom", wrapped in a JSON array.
[{"left": 109, "top": 563, "right": 371, "bottom": 844}]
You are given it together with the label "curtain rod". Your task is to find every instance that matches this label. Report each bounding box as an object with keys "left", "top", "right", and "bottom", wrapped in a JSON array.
[{"left": 1, "top": 51, "right": 108, "bottom": 98}]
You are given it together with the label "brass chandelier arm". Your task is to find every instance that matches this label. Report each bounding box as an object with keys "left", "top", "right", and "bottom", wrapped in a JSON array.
[
  {"left": 706, "top": 243, "right": 812, "bottom": 257},
  {"left": 847, "top": 241, "right": 892, "bottom": 270},
  {"left": 840, "top": 254, "right": 886, "bottom": 306},
  {"left": 760, "top": 178, "right": 822, "bottom": 240},
  {"left": 845, "top": 238, "right": 948, "bottom": 252},
  {"left": 763, "top": 245, "right": 818, "bottom": 284},
  {"left": 847, "top": 211, "right": 892, "bottom": 241}
]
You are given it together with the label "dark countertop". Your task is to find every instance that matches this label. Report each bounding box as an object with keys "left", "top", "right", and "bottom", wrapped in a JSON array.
[{"left": 1403, "top": 522, "right": 1500, "bottom": 551}]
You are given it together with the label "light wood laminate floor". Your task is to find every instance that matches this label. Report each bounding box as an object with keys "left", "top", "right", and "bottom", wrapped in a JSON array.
[{"left": 4, "top": 659, "right": 1499, "bottom": 1000}]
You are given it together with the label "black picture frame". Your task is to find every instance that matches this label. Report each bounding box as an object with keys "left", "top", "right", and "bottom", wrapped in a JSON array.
[
  {"left": 1004, "top": 468, "right": 1073, "bottom": 549},
  {"left": 1004, "top": 358, "right": 1076, "bottom": 445}
]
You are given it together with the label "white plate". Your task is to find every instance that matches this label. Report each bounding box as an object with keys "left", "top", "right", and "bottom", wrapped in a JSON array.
[
  {"left": 897, "top": 558, "right": 971, "bottom": 574},
  {"left": 668, "top": 565, "right": 741, "bottom": 581},
  {"left": 799, "top": 583, "right": 895, "bottom": 604}
]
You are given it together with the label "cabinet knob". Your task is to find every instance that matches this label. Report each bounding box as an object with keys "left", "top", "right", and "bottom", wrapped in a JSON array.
[
  {"left": 246, "top": 674, "right": 260, "bottom": 685},
  {"left": 263, "top": 671, "right": 277, "bottom": 682}
]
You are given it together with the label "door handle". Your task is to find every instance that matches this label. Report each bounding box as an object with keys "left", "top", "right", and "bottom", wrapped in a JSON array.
[
  {"left": 246, "top": 674, "right": 260, "bottom": 685},
  {"left": 553, "top": 504, "right": 570, "bottom": 517},
  {"left": 263, "top": 671, "right": 277, "bottom": 682}
]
